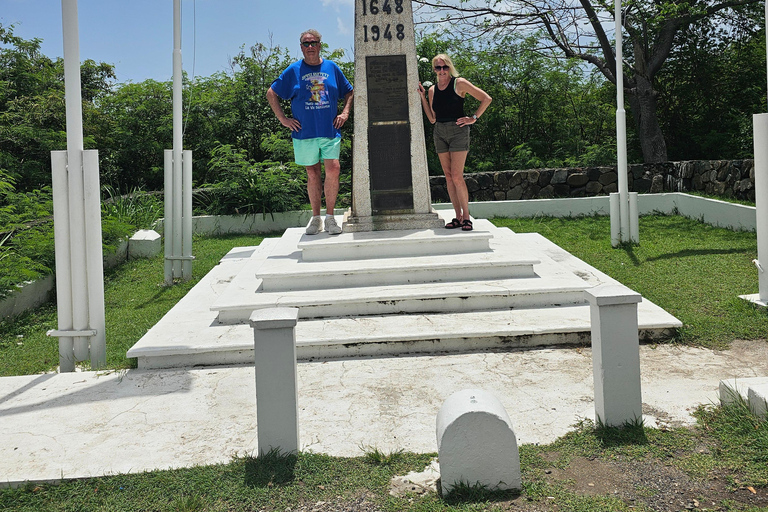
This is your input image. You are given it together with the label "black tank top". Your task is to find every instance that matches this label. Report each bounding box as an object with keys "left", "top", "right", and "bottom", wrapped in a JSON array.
[{"left": 432, "top": 77, "right": 465, "bottom": 123}]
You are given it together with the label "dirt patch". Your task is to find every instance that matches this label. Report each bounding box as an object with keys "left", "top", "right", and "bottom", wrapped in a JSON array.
[{"left": 538, "top": 455, "right": 768, "bottom": 511}]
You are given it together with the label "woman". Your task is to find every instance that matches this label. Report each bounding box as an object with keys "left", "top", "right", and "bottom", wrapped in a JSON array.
[{"left": 419, "top": 54, "right": 492, "bottom": 231}]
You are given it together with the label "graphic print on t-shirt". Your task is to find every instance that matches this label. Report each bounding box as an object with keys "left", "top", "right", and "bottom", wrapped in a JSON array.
[{"left": 303, "top": 72, "right": 331, "bottom": 111}]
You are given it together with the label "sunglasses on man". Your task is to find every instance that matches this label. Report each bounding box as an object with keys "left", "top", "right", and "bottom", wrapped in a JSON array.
[{"left": 301, "top": 41, "right": 321, "bottom": 48}]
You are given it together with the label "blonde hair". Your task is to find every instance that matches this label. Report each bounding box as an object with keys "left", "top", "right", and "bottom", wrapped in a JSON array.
[
  {"left": 432, "top": 54, "right": 459, "bottom": 77},
  {"left": 300, "top": 29, "right": 322, "bottom": 42}
]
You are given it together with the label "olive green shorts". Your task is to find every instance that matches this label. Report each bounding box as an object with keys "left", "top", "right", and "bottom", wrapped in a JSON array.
[{"left": 434, "top": 122, "right": 470, "bottom": 153}]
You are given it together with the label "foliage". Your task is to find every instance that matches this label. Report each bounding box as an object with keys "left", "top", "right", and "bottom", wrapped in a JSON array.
[
  {"left": 96, "top": 79, "right": 172, "bottom": 191},
  {"left": 3, "top": 19, "right": 767, "bottom": 197},
  {"left": 417, "top": 33, "right": 618, "bottom": 174},
  {"left": 656, "top": 3, "right": 767, "bottom": 160},
  {"left": 0, "top": 177, "right": 54, "bottom": 298},
  {"left": 0, "top": 175, "right": 155, "bottom": 298},
  {"left": 101, "top": 186, "right": 163, "bottom": 230},
  {"left": 414, "top": 0, "right": 764, "bottom": 164},
  {"left": 0, "top": 24, "right": 116, "bottom": 191},
  {"left": 198, "top": 143, "right": 307, "bottom": 217}
]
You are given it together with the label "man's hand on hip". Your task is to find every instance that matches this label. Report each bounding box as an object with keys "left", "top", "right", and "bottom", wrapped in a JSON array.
[
  {"left": 280, "top": 117, "right": 301, "bottom": 132},
  {"left": 333, "top": 112, "right": 349, "bottom": 129}
]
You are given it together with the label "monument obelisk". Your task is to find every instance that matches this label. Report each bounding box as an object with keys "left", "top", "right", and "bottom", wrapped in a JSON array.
[{"left": 343, "top": 0, "right": 444, "bottom": 232}]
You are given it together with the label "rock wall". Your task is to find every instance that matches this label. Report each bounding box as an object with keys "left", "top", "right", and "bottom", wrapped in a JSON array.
[{"left": 429, "top": 160, "right": 756, "bottom": 203}]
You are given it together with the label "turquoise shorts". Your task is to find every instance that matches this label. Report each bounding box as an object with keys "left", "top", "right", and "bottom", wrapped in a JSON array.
[{"left": 292, "top": 137, "right": 342, "bottom": 166}]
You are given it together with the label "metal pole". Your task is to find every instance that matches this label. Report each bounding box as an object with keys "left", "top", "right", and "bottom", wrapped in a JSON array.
[
  {"left": 615, "top": 0, "right": 630, "bottom": 242},
  {"left": 62, "top": 0, "right": 89, "bottom": 363},
  {"left": 172, "top": 0, "right": 183, "bottom": 278}
]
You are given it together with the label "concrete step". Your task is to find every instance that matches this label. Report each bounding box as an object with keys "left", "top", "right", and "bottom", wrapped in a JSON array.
[
  {"left": 212, "top": 275, "right": 589, "bottom": 323},
  {"left": 298, "top": 225, "right": 493, "bottom": 262},
  {"left": 257, "top": 227, "right": 538, "bottom": 292},
  {"left": 128, "top": 303, "right": 678, "bottom": 370}
]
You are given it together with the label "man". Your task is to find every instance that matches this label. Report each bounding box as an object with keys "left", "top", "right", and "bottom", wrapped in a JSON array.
[{"left": 267, "top": 29, "right": 354, "bottom": 235}]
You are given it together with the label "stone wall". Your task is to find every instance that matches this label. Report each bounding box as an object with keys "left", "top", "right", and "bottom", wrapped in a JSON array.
[{"left": 429, "top": 160, "right": 756, "bottom": 203}]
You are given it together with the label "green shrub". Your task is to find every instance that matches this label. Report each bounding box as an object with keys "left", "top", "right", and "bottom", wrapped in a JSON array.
[
  {"left": 101, "top": 187, "right": 163, "bottom": 230},
  {"left": 199, "top": 143, "right": 306, "bottom": 217}
]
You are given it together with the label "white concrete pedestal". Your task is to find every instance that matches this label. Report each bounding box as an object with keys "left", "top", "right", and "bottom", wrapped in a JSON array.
[
  {"left": 249, "top": 307, "right": 299, "bottom": 455},
  {"left": 585, "top": 284, "right": 643, "bottom": 427}
]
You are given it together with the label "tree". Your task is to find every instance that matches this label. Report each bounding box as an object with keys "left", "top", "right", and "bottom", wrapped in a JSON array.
[
  {"left": 413, "top": 0, "right": 762, "bottom": 163},
  {"left": 0, "top": 24, "right": 115, "bottom": 191},
  {"left": 416, "top": 33, "right": 617, "bottom": 172},
  {"left": 655, "top": 5, "right": 766, "bottom": 159}
]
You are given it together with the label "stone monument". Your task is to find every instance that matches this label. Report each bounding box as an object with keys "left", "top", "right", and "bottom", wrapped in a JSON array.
[{"left": 343, "top": 0, "right": 445, "bottom": 232}]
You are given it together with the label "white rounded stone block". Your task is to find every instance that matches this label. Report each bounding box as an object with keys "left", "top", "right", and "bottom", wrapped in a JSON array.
[{"left": 436, "top": 389, "right": 521, "bottom": 494}]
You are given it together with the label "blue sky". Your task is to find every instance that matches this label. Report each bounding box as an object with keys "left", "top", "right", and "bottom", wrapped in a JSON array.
[{"left": 1, "top": 0, "right": 356, "bottom": 83}]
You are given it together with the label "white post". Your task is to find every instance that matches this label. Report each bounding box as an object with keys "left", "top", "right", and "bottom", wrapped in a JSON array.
[
  {"left": 250, "top": 308, "right": 300, "bottom": 455},
  {"left": 182, "top": 150, "right": 193, "bottom": 280},
  {"left": 609, "top": 193, "right": 620, "bottom": 247},
  {"left": 51, "top": 151, "right": 75, "bottom": 372},
  {"left": 163, "top": 150, "right": 174, "bottom": 284},
  {"left": 585, "top": 284, "right": 643, "bottom": 427},
  {"left": 83, "top": 150, "right": 106, "bottom": 368},
  {"left": 742, "top": 114, "right": 768, "bottom": 306},
  {"left": 614, "top": 0, "right": 631, "bottom": 243},
  {"left": 629, "top": 192, "right": 639, "bottom": 244}
]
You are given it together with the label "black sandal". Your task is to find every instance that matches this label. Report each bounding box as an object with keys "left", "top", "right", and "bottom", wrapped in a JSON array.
[
  {"left": 461, "top": 219, "right": 473, "bottom": 231},
  {"left": 445, "top": 218, "right": 462, "bottom": 229}
]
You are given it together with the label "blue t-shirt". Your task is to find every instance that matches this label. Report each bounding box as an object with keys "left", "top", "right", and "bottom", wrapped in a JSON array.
[{"left": 270, "top": 59, "right": 353, "bottom": 140}]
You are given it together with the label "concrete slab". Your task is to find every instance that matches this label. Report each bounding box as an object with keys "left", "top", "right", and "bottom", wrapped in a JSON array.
[{"left": 3, "top": 340, "right": 768, "bottom": 487}]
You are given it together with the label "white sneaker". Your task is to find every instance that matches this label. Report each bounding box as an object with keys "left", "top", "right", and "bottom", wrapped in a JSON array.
[
  {"left": 305, "top": 216, "right": 322, "bottom": 235},
  {"left": 324, "top": 216, "right": 342, "bottom": 235}
]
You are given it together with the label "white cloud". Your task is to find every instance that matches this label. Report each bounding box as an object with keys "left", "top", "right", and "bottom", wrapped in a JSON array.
[
  {"left": 322, "top": 0, "right": 354, "bottom": 9},
  {"left": 337, "top": 16, "right": 351, "bottom": 35}
]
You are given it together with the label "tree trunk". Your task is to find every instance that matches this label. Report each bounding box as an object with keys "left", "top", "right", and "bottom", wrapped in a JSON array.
[{"left": 627, "top": 75, "right": 668, "bottom": 163}]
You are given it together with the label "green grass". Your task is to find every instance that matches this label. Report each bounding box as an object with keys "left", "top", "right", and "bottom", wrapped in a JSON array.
[
  {"left": 493, "top": 214, "right": 767, "bottom": 349},
  {"left": 3, "top": 406, "right": 767, "bottom": 511},
  {"left": 0, "top": 233, "right": 274, "bottom": 376},
  {"left": 1, "top": 215, "right": 768, "bottom": 510}
]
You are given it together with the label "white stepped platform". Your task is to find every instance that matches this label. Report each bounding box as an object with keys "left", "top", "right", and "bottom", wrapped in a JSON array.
[
  {"left": 257, "top": 224, "right": 537, "bottom": 292},
  {"left": 127, "top": 216, "right": 682, "bottom": 370}
]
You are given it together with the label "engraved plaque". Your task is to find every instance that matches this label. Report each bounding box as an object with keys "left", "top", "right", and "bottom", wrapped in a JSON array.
[
  {"left": 369, "top": 123, "right": 413, "bottom": 212},
  {"left": 366, "top": 55, "right": 408, "bottom": 123}
]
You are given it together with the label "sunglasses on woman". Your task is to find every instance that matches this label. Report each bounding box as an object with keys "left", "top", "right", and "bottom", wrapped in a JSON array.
[
  {"left": 301, "top": 41, "right": 320, "bottom": 48},
  {"left": 434, "top": 65, "right": 449, "bottom": 71}
]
